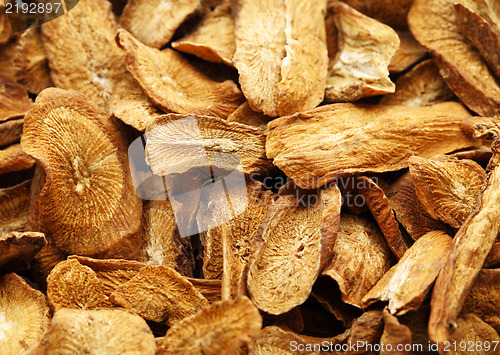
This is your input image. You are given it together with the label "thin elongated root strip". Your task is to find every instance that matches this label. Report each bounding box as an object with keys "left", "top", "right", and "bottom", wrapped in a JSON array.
[{"left": 0, "top": 231, "right": 46, "bottom": 274}]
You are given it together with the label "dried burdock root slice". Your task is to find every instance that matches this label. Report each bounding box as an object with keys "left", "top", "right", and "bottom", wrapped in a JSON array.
[
  {"left": 321, "top": 213, "right": 392, "bottom": 308},
  {"left": 362, "top": 231, "right": 451, "bottom": 315},
  {"left": 187, "top": 277, "right": 222, "bottom": 304},
  {"left": 0, "top": 5, "right": 12, "bottom": 45},
  {"left": 0, "top": 38, "right": 18, "bottom": 81},
  {"left": 41, "top": 0, "right": 127, "bottom": 112},
  {"left": 0, "top": 144, "right": 35, "bottom": 175},
  {"left": 0, "top": 231, "right": 46, "bottom": 274},
  {"left": 388, "top": 31, "right": 428, "bottom": 74},
  {"left": 172, "top": 1, "right": 235, "bottom": 66},
  {"left": 485, "top": 241, "right": 500, "bottom": 268},
  {"left": 13, "top": 28, "right": 52, "bottom": 94},
  {"left": 21, "top": 88, "right": 142, "bottom": 258},
  {"left": 380, "top": 309, "right": 412, "bottom": 355},
  {"left": 381, "top": 59, "right": 455, "bottom": 107},
  {"left": 45, "top": 308, "right": 156, "bottom": 355},
  {"left": 146, "top": 113, "right": 271, "bottom": 176},
  {"left": 246, "top": 185, "right": 342, "bottom": 315},
  {"left": 156, "top": 296, "right": 262, "bottom": 355},
  {"left": 110, "top": 265, "right": 209, "bottom": 326},
  {"left": 408, "top": 0, "right": 500, "bottom": 116},
  {"left": 346, "top": 310, "right": 384, "bottom": 355},
  {"left": 226, "top": 102, "right": 271, "bottom": 131},
  {"left": 121, "top": 0, "right": 201, "bottom": 49},
  {"left": 0, "top": 179, "right": 30, "bottom": 235},
  {"left": 0, "top": 273, "right": 51, "bottom": 354},
  {"left": 343, "top": 0, "right": 415, "bottom": 30},
  {"left": 0, "top": 73, "right": 33, "bottom": 122},
  {"left": 117, "top": 29, "right": 242, "bottom": 119},
  {"left": 409, "top": 155, "right": 486, "bottom": 229},
  {"left": 266, "top": 102, "right": 478, "bottom": 189},
  {"left": 0, "top": 118, "right": 24, "bottom": 148}
]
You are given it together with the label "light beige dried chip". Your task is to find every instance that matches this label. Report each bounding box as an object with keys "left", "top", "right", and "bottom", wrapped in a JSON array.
[
  {"left": 321, "top": 213, "right": 392, "bottom": 308},
  {"left": 0, "top": 118, "right": 23, "bottom": 147},
  {"left": 226, "top": 102, "right": 271, "bottom": 131},
  {"left": 408, "top": 0, "right": 500, "bottom": 116},
  {"left": 388, "top": 31, "right": 428, "bottom": 74},
  {"left": 156, "top": 296, "right": 262, "bottom": 355},
  {"left": 117, "top": 29, "right": 243, "bottom": 118},
  {"left": 0, "top": 273, "right": 51, "bottom": 354},
  {"left": 0, "top": 144, "right": 35, "bottom": 175},
  {"left": 380, "top": 309, "right": 412, "bottom": 355},
  {"left": 409, "top": 155, "right": 486, "bottom": 229},
  {"left": 0, "top": 231, "right": 46, "bottom": 274},
  {"left": 41, "top": 0, "right": 127, "bottom": 112},
  {"left": 110, "top": 265, "right": 209, "bottom": 326},
  {"left": 346, "top": 310, "right": 384, "bottom": 355},
  {"left": 21, "top": 88, "right": 142, "bottom": 258},
  {"left": 45, "top": 308, "right": 156, "bottom": 355},
  {"left": 121, "top": 0, "right": 201, "bottom": 49},
  {"left": 0, "top": 73, "right": 33, "bottom": 122},
  {"left": 266, "top": 102, "right": 478, "bottom": 189},
  {"left": 362, "top": 231, "right": 452, "bottom": 315},
  {"left": 0, "top": 179, "right": 30, "bottom": 235},
  {"left": 342, "top": 0, "right": 415, "bottom": 30},
  {"left": 325, "top": 2, "right": 399, "bottom": 102}
]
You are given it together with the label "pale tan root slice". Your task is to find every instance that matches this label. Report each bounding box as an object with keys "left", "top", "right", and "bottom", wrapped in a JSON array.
[
  {"left": 0, "top": 118, "right": 23, "bottom": 147},
  {"left": 110, "top": 265, "right": 209, "bottom": 326},
  {"left": 276, "top": 0, "right": 328, "bottom": 116},
  {"left": 0, "top": 143, "right": 35, "bottom": 175},
  {"left": 156, "top": 296, "right": 262, "bottom": 355},
  {"left": 362, "top": 231, "right": 452, "bottom": 315},
  {"left": 346, "top": 310, "right": 384, "bottom": 355},
  {"left": 41, "top": 0, "right": 127, "bottom": 112},
  {"left": 321, "top": 213, "right": 392, "bottom": 308},
  {"left": 381, "top": 59, "right": 455, "bottom": 107},
  {"left": 0, "top": 231, "right": 46, "bottom": 274},
  {"left": 45, "top": 308, "right": 156, "bottom": 355},
  {"left": 233, "top": 0, "right": 286, "bottom": 117},
  {"left": 21, "top": 88, "right": 142, "bottom": 258},
  {"left": 325, "top": 2, "right": 399, "bottom": 103},
  {"left": 117, "top": 29, "right": 243, "bottom": 118},
  {"left": 342, "top": 0, "right": 415, "bottom": 30},
  {"left": 408, "top": 0, "right": 500, "bottom": 116},
  {"left": 0, "top": 73, "right": 33, "bottom": 122},
  {"left": 172, "top": 1, "right": 235, "bottom": 66},
  {"left": 226, "top": 102, "right": 271, "bottom": 131},
  {"left": 380, "top": 309, "right": 412, "bottom": 355},
  {"left": 409, "top": 155, "right": 486, "bottom": 229},
  {"left": 266, "top": 102, "right": 478, "bottom": 189},
  {"left": 13, "top": 27, "right": 52, "bottom": 94},
  {"left": 121, "top": 0, "right": 201, "bottom": 49},
  {"left": 0, "top": 273, "right": 51, "bottom": 354},
  {"left": 0, "top": 179, "right": 31, "bottom": 235},
  {"left": 187, "top": 277, "right": 222, "bottom": 304},
  {"left": 388, "top": 31, "right": 428, "bottom": 74},
  {"left": 247, "top": 185, "right": 342, "bottom": 315}
]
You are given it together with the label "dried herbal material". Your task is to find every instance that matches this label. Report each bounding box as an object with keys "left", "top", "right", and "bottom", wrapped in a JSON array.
[
  {"left": 0, "top": 273, "right": 51, "bottom": 354},
  {"left": 485, "top": 241, "right": 500, "bottom": 268},
  {"left": 267, "top": 102, "right": 477, "bottom": 189},
  {"left": 0, "top": 37, "right": 18, "bottom": 81},
  {"left": 46, "top": 259, "right": 111, "bottom": 312},
  {"left": 246, "top": 185, "right": 342, "bottom": 315},
  {"left": 346, "top": 310, "right": 384, "bottom": 355},
  {"left": 172, "top": 2, "right": 235, "bottom": 66},
  {"left": 0, "top": 5, "right": 12, "bottom": 45},
  {"left": 21, "top": 88, "right": 142, "bottom": 258},
  {"left": 156, "top": 296, "right": 262, "bottom": 355},
  {"left": 388, "top": 31, "right": 428, "bottom": 74},
  {"left": 13, "top": 28, "right": 52, "bottom": 94},
  {"left": 0, "top": 231, "right": 46, "bottom": 274},
  {"left": 41, "top": 0, "right": 127, "bottom": 112},
  {"left": 444, "top": 314, "right": 500, "bottom": 355},
  {"left": 110, "top": 265, "right": 209, "bottom": 326},
  {"left": 325, "top": 2, "right": 399, "bottom": 102},
  {"left": 399, "top": 301, "right": 432, "bottom": 352},
  {"left": 45, "top": 308, "right": 156, "bottom": 355},
  {"left": 0, "top": 144, "right": 35, "bottom": 175},
  {"left": 381, "top": 60, "right": 455, "bottom": 107},
  {"left": 449, "top": 146, "right": 493, "bottom": 165},
  {"left": 408, "top": 0, "right": 500, "bottom": 116},
  {"left": 226, "top": 102, "right": 271, "bottom": 131},
  {"left": 117, "top": 29, "right": 242, "bottom": 119},
  {"left": 342, "top": 0, "right": 414, "bottom": 30},
  {"left": 187, "top": 277, "right": 222, "bottom": 304},
  {"left": 0, "top": 73, "right": 33, "bottom": 122},
  {"left": 409, "top": 155, "right": 486, "bottom": 229},
  {"left": 121, "top": 0, "right": 201, "bottom": 49},
  {"left": 380, "top": 309, "right": 412, "bottom": 355},
  {"left": 321, "top": 213, "right": 392, "bottom": 308},
  {"left": 0, "top": 118, "right": 23, "bottom": 148},
  {"left": 0, "top": 179, "right": 30, "bottom": 235}
]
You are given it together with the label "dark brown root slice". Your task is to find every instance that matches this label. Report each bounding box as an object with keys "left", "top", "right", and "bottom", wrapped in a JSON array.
[
  {"left": 0, "top": 231, "right": 46, "bottom": 274},
  {"left": 0, "top": 73, "right": 32, "bottom": 122},
  {"left": 0, "top": 118, "right": 23, "bottom": 147},
  {"left": 0, "top": 37, "right": 18, "bottom": 81},
  {"left": 380, "top": 309, "right": 412, "bottom": 355},
  {"left": 0, "top": 179, "right": 30, "bottom": 235},
  {"left": 485, "top": 241, "right": 500, "bottom": 268},
  {"left": 0, "top": 144, "right": 35, "bottom": 175},
  {"left": 388, "top": 31, "right": 428, "bottom": 74},
  {"left": 346, "top": 310, "right": 384, "bottom": 355}
]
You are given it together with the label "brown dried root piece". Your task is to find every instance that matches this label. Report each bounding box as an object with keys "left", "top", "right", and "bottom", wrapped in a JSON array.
[
  {"left": 0, "top": 144, "right": 35, "bottom": 175},
  {"left": 380, "top": 309, "right": 412, "bottom": 355},
  {"left": 21, "top": 88, "right": 142, "bottom": 258},
  {"left": 388, "top": 31, "right": 428, "bottom": 74},
  {"left": 0, "top": 231, "right": 46, "bottom": 274},
  {"left": 46, "top": 259, "right": 111, "bottom": 312},
  {"left": 381, "top": 59, "right": 455, "bottom": 107},
  {"left": 485, "top": 241, "right": 500, "bottom": 267},
  {"left": 342, "top": 0, "right": 415, "bottom": 30},
  {"left": 121, "top": 0, "right": 201, "bottom": 49},
  {"left": 156, "top": 296, "right": 262, "bottom": 355},
  {"left": 41, "top": 0, "right": 127, "bottom": 112},
  {"left": 13, "top": 27, "right": 52, "bottom": 94},
  {"left": 0, "top": 179, "right": 30, "bottom": 235},
  {"left": 0, "top": 73, "right": 33, "bottom": 122},
  {"left": 172, "top": 1, "right": 235, "bottom": 66},
  {"left": 0, "top": 5, "right": 12, "bottom": 45},
  {"left": 408, "top": 0, "right": 500, "bottom": 116},
  {"left": 321, "top": 213, "right": 392, "bottom": 308},
  {"left": 45, "top": 308, "right": 156, "bottom": 355},
  {"left": 110, "top": 265, "right": 209, "bottom": 326},
  {"left": 0, "top": 273, "right": 50, "bottom": 353},
  {"left": 0, "top": 118, "right": 23, "bottom": 147},
  {"left": 117, "top": 29, "right": 242, "bottom": 118},
  {"left": 0, "top": 37, "right": 18, "bottom": 81},
  {"left": 346, "top": 310, "right": 384, "bottom": 355},
  {"left": 247, "top": 185, "right": 342, "bottom": 315},
  {"left": 362, "top": 231, "right": 452, "bottom": 315},
  {"left": 226, "top": 102, "right": 271, "bottom": 131},
  {"left": 187, "top": 278, "right": 222, "bottom": 304},
  {"left": 325, "top": 2, "right": 399, "bottom": 102},
  {"left": 266, "top": 102, "right": 477, "bottom": 189},
  {"left": 409, "top": 155, "right": 486, "bottom": 229}
]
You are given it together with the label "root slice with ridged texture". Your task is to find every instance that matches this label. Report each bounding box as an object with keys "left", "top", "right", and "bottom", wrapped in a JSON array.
[
  {"left": 117, "top": 29, "right": 243, "bottom": 118},
  {"left": 45, "top": 308, "right": 156, "bottom": 355},
  {"left": 247, "top": 185, "right": 342, "bottom": 315},
  {"left": 21, "top": 88, "right": 142, "bottom": 258},
  {"left": 156, "top": 296, "right": 262, "bottom": 355},
  {"left": 0, "top": 180, "right": 31, "bottom": 235},
  {"left": 0, "top": 73, "right": 32, "bottom": 122},
  {"left": 0, "top": 231, "right": 46, "bottom": 274}
]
